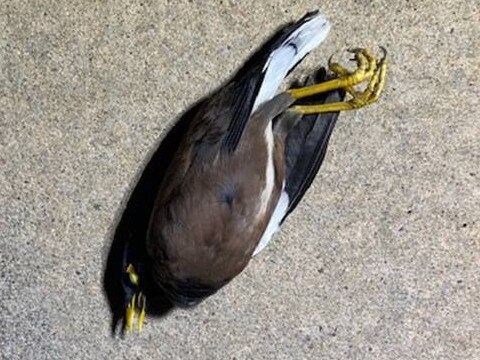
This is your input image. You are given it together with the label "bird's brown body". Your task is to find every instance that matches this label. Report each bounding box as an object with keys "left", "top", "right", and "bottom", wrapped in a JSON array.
[{"left": 147, "top": 91, "right": 296, "bottom": 293}]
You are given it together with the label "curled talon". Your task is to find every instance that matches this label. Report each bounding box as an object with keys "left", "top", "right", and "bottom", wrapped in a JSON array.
[
  {"left": 347, "top": 47, "right": 363, "bottom": 53},
  {"left": 379, "top": 46, "right": 388, "bottom": 63},
  {"left": 327, "top": 51, "right": 345, "bottom": 68},
  {"left": 289, "top": 47, "right": 387, "bottom": 114},
  {"left": 328, "top": 52, "right": 350, "bottom": 77},
  {"left": 328, "top": 53, "right": 335, "bottom": 67},
  {"left": 347, "top": 48, "right": 364, "bottom": 62},
  {"left": 328, "top": 55, "right": 352, "bottom": 81}
]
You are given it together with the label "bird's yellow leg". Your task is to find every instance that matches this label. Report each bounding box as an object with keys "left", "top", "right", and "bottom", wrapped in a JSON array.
[
  {"left": 124, "top": 264, "right": 147, "bottom": 333},
  {"left": 287, "top": 48, "right": 376, "bottom": 99},
  {"left": 289, "top": 48, "right": 387, "bottom": 114}
]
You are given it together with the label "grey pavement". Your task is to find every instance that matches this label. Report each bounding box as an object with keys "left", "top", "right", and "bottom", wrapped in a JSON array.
[{"left": 1, "top": 1, "right": 479, "bottom": 359}]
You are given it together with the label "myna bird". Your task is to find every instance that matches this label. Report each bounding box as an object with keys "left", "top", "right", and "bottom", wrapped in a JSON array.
[{"left": 121, "top": 10, "right": 387, "bottom": 332}]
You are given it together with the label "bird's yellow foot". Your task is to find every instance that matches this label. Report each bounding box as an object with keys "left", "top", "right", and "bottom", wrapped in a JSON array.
[
  {"left": 287, "top": 47, "right": 387, "bottom": 114},
  {"left": 124, "top": 264, "right": 146, "bottom": 333}
]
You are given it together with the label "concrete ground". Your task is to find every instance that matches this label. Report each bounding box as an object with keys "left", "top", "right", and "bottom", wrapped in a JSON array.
[{"left": 1, "top": 1, "right": 479, "bottom": 359}]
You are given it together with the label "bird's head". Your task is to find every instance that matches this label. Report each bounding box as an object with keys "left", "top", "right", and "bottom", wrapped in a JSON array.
[{"left": 156, "top": 277, "right": 226, "bottom": 308}]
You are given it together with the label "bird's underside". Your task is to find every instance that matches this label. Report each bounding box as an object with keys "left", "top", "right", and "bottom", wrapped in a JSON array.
[{"left": 121, "top": 11, "right": 387, "bottom": 332}]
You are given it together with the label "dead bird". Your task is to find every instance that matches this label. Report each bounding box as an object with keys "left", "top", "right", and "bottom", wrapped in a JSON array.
[{"left": 121, "top": 10, "right": 387, "bottom": 332}]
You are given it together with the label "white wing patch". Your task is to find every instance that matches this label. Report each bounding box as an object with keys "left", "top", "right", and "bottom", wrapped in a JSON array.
[
  {"left": 257, "top": 122, "right": 275, "bottom": 217},
  {"left": 252, "top": 14, "right": 330, "bottom": 112},
  {"left": 251, "top": 12, "right": 331, "bottom": 255},
  {"left": 253, "top": 190, "right": 289, "bottom": 256}
]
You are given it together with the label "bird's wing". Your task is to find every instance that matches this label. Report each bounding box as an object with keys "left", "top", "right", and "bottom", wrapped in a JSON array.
[
  {"left": 282, "top": 68, "right": 345, "bottom": 218},
  {"left": 253, "top": 69, "right": 344, "bottom": 255},
  {"left": 222, "top": 10, "right": 330, "bottom": 152}
]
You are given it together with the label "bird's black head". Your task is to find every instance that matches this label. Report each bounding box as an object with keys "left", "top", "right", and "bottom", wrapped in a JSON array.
[{"left": 158, "top": 278, "right": 224, "bottom": 308}]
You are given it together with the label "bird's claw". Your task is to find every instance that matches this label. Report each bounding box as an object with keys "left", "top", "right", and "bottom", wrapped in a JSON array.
[{"left": 288, "top": 47, "right": 387, "bottom": 114}]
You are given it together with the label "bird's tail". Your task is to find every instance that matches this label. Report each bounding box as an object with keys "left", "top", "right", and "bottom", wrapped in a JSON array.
[
  {"left": 252, "top": 10, "right": 330, "bottom": 111},
  {"left": 222, "top": 10, "right": 330, "bottom": 152}
]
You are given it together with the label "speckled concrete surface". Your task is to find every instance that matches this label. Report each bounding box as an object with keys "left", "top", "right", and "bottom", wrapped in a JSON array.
[{"left": 1, "top": 1, "right": 479, "bottom": 359}]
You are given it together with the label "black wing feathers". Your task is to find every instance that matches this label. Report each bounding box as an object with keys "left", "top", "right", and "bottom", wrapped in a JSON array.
[
  {"left": 221, "top": 73, "right": 264, "bottom": 152},
  {"left": 283, "top": 69, "right": 345, "bottom": 220}
]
